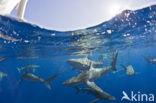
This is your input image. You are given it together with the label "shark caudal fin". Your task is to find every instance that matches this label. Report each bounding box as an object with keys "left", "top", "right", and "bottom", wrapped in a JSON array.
[
  {"left": 111, "top": 50, "right": 118, "bottom": 71},
  {"left": 44, "top": 72, "right": 60, "bottom": 90},
  {"left": 144, "top": 56, "right": 151, "bottom": 64}
]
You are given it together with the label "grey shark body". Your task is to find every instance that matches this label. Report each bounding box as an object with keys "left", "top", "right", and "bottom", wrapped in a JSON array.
[
  {"left": 19, "top": 71, "right": 59, "bottom": 90},
  {"left": 0, "top": 72, "right": 7, "bottom": 81},
  {"left": 67, "top": 56, "right": 103, "bottom": 71},
  {"left": 17, "top": 64, "right": 39, "bottom": 73},
  {"left": 121, "top": 64, "right": 134, "bottom": 76},
  {"left": 75, "top": 86, "right": 115, "bottom": 103},
  {"left": 62, "top": 65, "right": 112, "bottom": 86}
]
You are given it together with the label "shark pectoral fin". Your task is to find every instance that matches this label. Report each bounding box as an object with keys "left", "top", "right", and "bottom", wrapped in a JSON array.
[
  {"left": 86, "top": 81, "right": 103, "bottom": 92},
  {"left": 120, "top": 64, "right": 127, "bottom": 71},
  {"left": 144, "top": 56, "right": 151, "bottom": 64},
  {"left": 90, "top": 98, "right": 100, "bottom": 103},
  {"left": 74, "top": 86, "right": 81, "bottom": 94},
  {"left": 44, "top": 72, "right": 60, "bottom": 90}
]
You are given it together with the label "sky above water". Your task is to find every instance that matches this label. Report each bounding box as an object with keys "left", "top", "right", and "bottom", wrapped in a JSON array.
[{"left": 11, "top": 0, "right": 156, "bottom": 31}]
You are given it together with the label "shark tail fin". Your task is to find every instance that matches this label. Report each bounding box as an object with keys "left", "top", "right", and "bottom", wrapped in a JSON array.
[
  {"left": 144, "top": 56, "right": 151, "bottom": 64},
  {"left": 111, "top": 50, "right": 118, "bottom": 71},
  {"left": 44, "top": 72, "right": 60, "bottom": 90},
  {"left": 74, "top": 86, "right": 81, "bottom": 94}
]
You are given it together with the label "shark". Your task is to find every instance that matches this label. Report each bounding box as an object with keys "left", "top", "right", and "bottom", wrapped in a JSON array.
[
  {"left": 144, "top": 56, "right": 156, "bottom": 65},
  {"left": 62, "top": 64, "right": 112, "bottom": 86},
  {"left": 18, "top": 71, "right": 60, "bottom": 90},
  {"left": 63, "top": 51, "right": 118, "bottom": 86},
  {"left": 17, "top": 64, "right": 39, "bottom": 73},
  {"left": 67, "top": 56, "right": 103, "bottom": 72},
  {"left": 120, "top": 64, "right": 135, "bottom": 76},
  {"left": 75, "top": 86, "right": 115, "bottom": 103},
  {"left": 0, "top": 72, "right": 7, "bottom": 81}
]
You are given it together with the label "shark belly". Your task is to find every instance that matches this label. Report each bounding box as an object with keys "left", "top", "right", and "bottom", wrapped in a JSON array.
[{"left": 23, "top": 73, "right": 44, "bottom": 83}]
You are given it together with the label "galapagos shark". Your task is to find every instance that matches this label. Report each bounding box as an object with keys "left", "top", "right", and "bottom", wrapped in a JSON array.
[
  {"left": 17, "top": 64, "right": 39, "bottom": 73},
  {"left": 67, "top": 56, "right": 103, "bottom": 72},
  {"left": 18, "top": 71, "right": 60, "bottom": 90},
  {"left": 62, "top": 64, "right": 112, "bottom": 86},
  {"left": 63, "top": 50, "right": 118, "bottom": 86},
  {"left": 0, "top": 72, "right": 7, "bottom": 81},
  {"left": 144, "top": 56, "right": 156, "bottom": 65},
  {"left": 75, "top": 86, "right": 115, "bottom": 103},
  {"left": 120, "top": 64, "right": 135, "bottom": 76}
]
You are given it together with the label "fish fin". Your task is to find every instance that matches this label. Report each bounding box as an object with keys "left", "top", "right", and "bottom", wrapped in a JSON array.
[
  {"left": 90, "top": 98, "right": 100, "bottom": 103},
  {"left": 111, "top": 50, "right": 118, "bottom": 71},
  {"left": 44, "top": 72, "right": 60, "bottom": 90},
  {"left": 86, "top": 81, "right": 103, "bottom": 92},
  {"left": 120, "top": 64, "right": 127, "bottom": 71},
  {"left": 74, "top": 86, "right": 81, "bottom": 94},
  {"left": 144, "top": 56, "right": 151, "bottom": 64},
  {"left": 0, "top": 57, "right": 5, "bottom": 62}
]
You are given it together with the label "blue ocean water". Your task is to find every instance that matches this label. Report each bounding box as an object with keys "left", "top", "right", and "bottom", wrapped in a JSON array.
[{"left": 0, "top": 5, "right": 156, "bottom": 103}]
